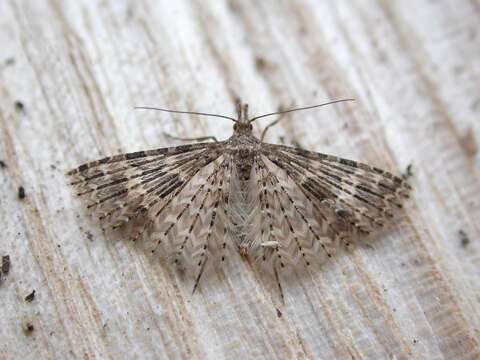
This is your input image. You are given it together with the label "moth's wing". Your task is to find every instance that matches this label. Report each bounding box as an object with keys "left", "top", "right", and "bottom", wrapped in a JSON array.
[
  {"left": 145, "top": 153, "right": 234, "bottom": 260},
  {"left": 68, "top": 143, "right": 241, "bottom": 289},
  {"left": 243, "top": 155, "right": 333, "bottom": 269},
  {"left": 223, "top": 152, "right": 342, "bottom": 269},
  {"left": 144, "top": 153, "right": 237, "bottom": 292},
  {"left": 66, "top": 142, "right": 225, "bottom": 236},
  {"left": 256, "top": 143, "right": 410, "bottom": 267}
]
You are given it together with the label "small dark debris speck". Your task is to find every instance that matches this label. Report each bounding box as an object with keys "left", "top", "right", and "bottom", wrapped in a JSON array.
[
  {"left": 2, "top": 255, "right": 10, "bottom": 275},
  {"left": 25, "top": 290, "right": 36, "bottom": 302},
  {"left": 85, "top": 231, "right": 93, "bottom": 241},
  {"left": 5, "top": 58, "right": 15, "bottom": 66},
  {"left": 14, "top": 101, "right": 25, "bottom": 112},
  {"left": 461, "top": 127, "right": 477, "bottom": 157},
  {"left": 459, "top": 230, "right": 470, "bottom": 248},
  {"left": 255, "top": 56, "right": 268, "bottom": 71},
  {"left": 402, "top": 163, "right": 414, "bottom": 180},
  {"left": 413, "top": 339, "right": 418, "bottom": 344},
  {"left": 18, "top": 186, "right": 26, "bottom": 199},
  {"left": 23, "top": 323, "right": 35, "bottom": 335},
  {"left": 276, "top": 308, "right": 282, "bottom": 318},
  {"left": 0, "top": 160, "right": 6, "bottom": 168}
]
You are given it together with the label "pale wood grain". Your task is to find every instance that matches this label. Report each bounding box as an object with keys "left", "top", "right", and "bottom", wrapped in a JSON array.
[{"left": 1, "top": 0, "right": 479, "bottom": 359}]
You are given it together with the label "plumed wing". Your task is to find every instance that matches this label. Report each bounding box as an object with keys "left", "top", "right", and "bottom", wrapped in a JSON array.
[
  {"left": 143, "top": 153, "right": 235, "bottom": 292},
  {"left": 262, "top": 144, "right": 410, "bottom": 234},
  {"left": 66, "top": 142, "right": 224, "bottom": 232},
  {"left": 67, "top": 142, "right": 236, "bottom": 290},
  {"left": 243, "top": 155, "right": 337, "bottom": 269},
  {"left": 253, "top": 143, "right": 410, "bottom": 267}
]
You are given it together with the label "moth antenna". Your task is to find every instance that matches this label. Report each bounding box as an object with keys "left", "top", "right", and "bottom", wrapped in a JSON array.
[
  {"left": 249, "top": 98, "right": 355, "bottom": 123},
  {"left": 135, "top": 106, "right": 238, "bottom": 122}
]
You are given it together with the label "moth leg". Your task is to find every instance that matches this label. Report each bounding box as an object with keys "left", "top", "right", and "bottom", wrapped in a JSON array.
[
  {"left": 260, "top": 102, "right": 295, "bottom": 142},
  {"left": 260, "top": 119, "right": 281, "bottom": 142},
  {"left": 163, "top": 132, "right": 218, "bottom": 143},
  {"left": 261, "top": 241, "right": 279, "bottom": 248}
]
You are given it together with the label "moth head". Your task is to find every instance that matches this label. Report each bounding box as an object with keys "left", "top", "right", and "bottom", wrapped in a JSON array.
[{"left": 233, "top": 122, "right": 253, "bottom": 133}]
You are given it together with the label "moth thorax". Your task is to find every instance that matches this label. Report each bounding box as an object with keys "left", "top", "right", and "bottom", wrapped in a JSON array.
[{"left": 236, "top": 148, "right": 254, "bottom": 182}]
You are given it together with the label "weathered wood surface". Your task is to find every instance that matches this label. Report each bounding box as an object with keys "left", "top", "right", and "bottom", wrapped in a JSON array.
[{"left": 1, "top": 1, "right": 479, "bottom": 359}]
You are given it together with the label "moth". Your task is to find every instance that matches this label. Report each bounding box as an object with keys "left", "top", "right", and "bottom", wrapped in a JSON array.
[{"left": 67, "top": 99, "right": 410, "bottom": 293}]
